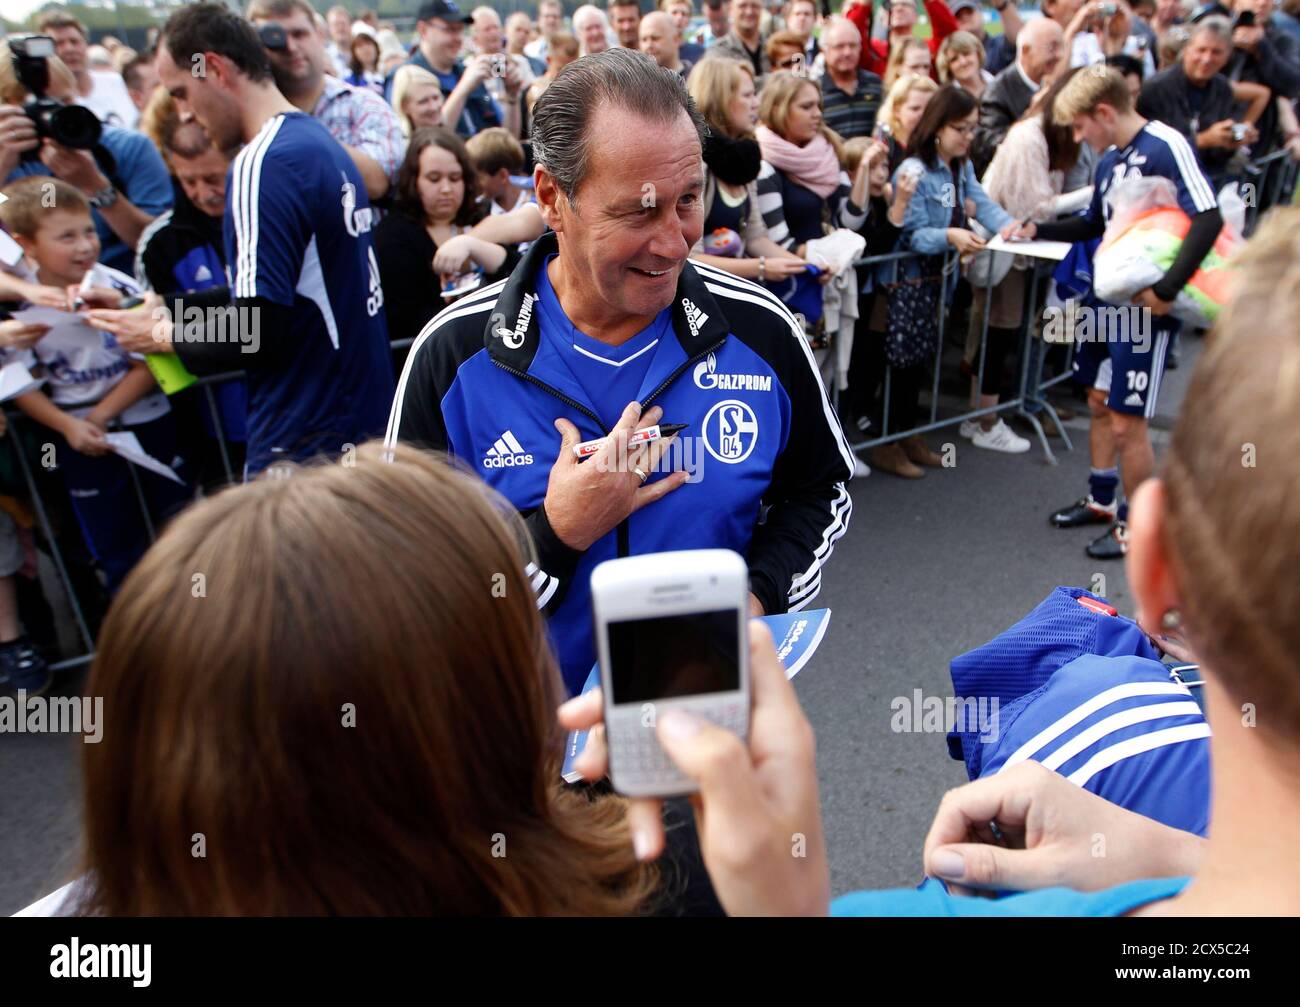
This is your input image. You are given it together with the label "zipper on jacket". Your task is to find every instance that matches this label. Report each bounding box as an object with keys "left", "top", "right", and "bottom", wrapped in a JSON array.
[
  {"left": 496, "top": 336, "right": 728, "bottom": 561},
  {"left": 491, "top": 358, "right": 604, "bottom": 428}
]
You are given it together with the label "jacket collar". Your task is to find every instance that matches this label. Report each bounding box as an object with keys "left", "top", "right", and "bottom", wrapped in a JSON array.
[{"left": 483, "top": 231, "right": 732, "bottom": 375}]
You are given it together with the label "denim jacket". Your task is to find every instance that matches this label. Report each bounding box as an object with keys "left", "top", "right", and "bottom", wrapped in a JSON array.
[{"left": 893, "top": 155, "right": 1014, "bottom": 300}]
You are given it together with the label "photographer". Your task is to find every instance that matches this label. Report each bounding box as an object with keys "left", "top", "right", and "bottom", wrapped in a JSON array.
[
  {"left": 0, "top": 40, "right": 171, "bottom": 275},
  {"left": 1065, "top": 0, "right": 1158, "bottom": 77},
  {"left": 1223, "top": 0, "right": 1300, "bottom": 150},
  {"left": 246, "top": 0, "right": 405, "bottom": 202},
  {"left": 35, "top": 12, "right": 137, "bottom": 129},
  {"left": 387, "top": 1, "right": 522, "bottom": 139},
  {"left": 1138, "top": 17, "right": 1267, "bottom": 187}
]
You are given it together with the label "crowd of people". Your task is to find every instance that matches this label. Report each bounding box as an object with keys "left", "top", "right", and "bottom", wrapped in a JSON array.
[{"left": 0, "top": 0, "right": 1298, "bottom": 918}]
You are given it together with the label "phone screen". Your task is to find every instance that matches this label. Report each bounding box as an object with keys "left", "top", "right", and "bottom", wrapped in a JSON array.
[{"left": 607, "top": 609, "right": 740, "bottom": 704}]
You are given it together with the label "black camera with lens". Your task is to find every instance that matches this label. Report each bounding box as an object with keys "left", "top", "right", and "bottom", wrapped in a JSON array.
[
  {"left": 257, "top": 23, "right": 289, "bottom": 52},
  {"left": 9, "top": 34, "right": 103, "bottom": 155}
]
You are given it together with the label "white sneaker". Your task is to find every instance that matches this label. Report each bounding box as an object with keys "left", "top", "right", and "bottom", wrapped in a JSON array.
[
  {"left": 852, "top": 456, "right": 871, "bottom": 478},
  {"left": 971, "top": 418, "right": 1031, "bottom": 454},
  {"left": 959, "top": 419, "right": 980, "bottom": 440}
]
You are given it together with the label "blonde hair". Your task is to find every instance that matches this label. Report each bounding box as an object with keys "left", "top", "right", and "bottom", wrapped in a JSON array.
[
  {"left": 879, "top": 72, "right": 938, "bottom": 141},
  {"left": 687, "top": 57, "right": 755, "bottom": 139},
  {"left": 390, "top": 64, "right": 442, "bottom": 136},
  {"left": 0, "top": 39, "right": 77, "bottom": 104},
  {"left": 1052, "top": 66, "right": 1132, "bottom": 124},
  {"left": 936, "top": 30, "right": 986, "bottom": 85},
  {"left": 843, "top": 135, "right": 872, "bottom": 176},
  {"left": 759, "top": 70, "right": 845, "bottom": 165},
  {"left": 884, "top": 37, "right": 929, "bottom": 92},
  {"left": 1162, "top": 208, "right": 1300, "bottom": 751},
  {"left": 0, "top": 176, "right": 90, "bottom": 239}
]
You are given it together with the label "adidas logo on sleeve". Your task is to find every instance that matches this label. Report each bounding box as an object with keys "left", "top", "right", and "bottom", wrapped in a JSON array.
[{"left": 483, "top": 430, "right": 534, "bottom": 468}]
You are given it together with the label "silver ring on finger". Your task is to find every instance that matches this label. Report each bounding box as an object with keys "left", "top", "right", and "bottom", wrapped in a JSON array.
[{"left": 633, "top": 466, "right": 648, "bottom": 485}]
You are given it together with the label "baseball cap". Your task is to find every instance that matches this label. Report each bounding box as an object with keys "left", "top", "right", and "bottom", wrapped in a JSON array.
[
  {"left": 1189, "top": 2, "right": 1231, "bottom": 21},
  {"left": 950, "top": 0, "right": 979, "bottom": 13},
  {"left": 416, "top": 1, "right": 473, "bottom": 24}
]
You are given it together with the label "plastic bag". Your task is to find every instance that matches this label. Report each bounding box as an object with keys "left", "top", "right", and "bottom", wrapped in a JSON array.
[{"left": 1093, "top": 178, "right": 1241, "bottom": 327}]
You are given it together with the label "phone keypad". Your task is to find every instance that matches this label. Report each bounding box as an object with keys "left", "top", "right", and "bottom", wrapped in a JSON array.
[{"left": 611, "top": 699, "right": 748, "bottom": 791}]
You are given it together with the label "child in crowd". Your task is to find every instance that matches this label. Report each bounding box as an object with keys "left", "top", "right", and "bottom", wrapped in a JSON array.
[
  {"left": 0, "top": 177, "right": 191, "bottom": 593},
  {"left": 466, "top": 127, "right": 533, "bottom": 217},
  {"left": 841, "top": 135, "right": 925, "bottom": 476}
]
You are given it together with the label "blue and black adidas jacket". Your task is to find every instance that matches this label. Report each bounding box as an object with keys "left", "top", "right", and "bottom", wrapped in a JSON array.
[{"left": 386, "top": 233, "right": 856, "bottom": 693}]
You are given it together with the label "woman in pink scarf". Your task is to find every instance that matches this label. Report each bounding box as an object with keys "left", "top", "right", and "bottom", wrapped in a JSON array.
[{"left": 754, "top": 72, "right": 870, "bottom": 261}]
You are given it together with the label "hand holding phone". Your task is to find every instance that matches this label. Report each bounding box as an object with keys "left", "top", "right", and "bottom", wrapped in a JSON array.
[
  {"left": 591, "top": 549, "right": 750, "bottom": 798},
  {"left": 560, "top": 612, "right": 832, "bottom": 915}
]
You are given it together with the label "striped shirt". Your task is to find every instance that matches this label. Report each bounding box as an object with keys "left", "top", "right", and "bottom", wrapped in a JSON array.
[
  {"left": 755, "top": 161, "right": 868, "bottom": 250},
  {"left": 820, "top": 70, "right": 883, "bottom": 141}
]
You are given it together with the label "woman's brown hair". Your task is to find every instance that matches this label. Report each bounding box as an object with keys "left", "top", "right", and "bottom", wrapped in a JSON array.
[
  {"left": 394, "top": 126, "right": 485, "bottom": 228},
  {"left": 349, "top": 32, "right": 380, "bottom": 77},
  {"left": 1033, "top": 66, "right": 1083, "bottom": 177},
  {"left": 687, "top": 57, "right": 755, "bottom": 140},
  {"left": 78, "top": 443, "right": 658, "bottom": 915},
  {"left": 759, "top": 71, "right": 846, "bottom": 166}
]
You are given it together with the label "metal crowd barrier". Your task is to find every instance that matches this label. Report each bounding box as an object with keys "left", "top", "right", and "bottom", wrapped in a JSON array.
[
  {"left": 841, "top": 248, "right": 1074, "bottom": 465},
  {"left": 1242, "top": 147, "right": 1298, "bottom": 235}
]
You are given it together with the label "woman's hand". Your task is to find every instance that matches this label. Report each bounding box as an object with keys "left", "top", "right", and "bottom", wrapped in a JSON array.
[
  {"left": 62, "top": 416, "right": 109, "bottom": 456},
  {"left": 808, "top": 254, "right": 834, "bottom": 283},
  {"left": 763, "top": 256, "right": 809, "bottom": 281},
  {"left": 84, "top": 291, "right": 171, "bottom": 354},
  {"left": 922, "top": 761, "right": 1206, "bottom": 894},
  {"left": 432, "top": 234, "right": 476, "bottom": 276},
  {"left": 0, "top": 319, "right": 50, "bottom": 351},
  {"left": 893, "top": 169, "right": 919, "bottom": 206},
  {"left": 558, "top": 621, "right": 831, "bottom": 916},
  {"left": 947, "top": 228, "right": 986, "bottom": 255},
  {"left": 999, "top": 220, "right": 1035, "bottom": 241}
]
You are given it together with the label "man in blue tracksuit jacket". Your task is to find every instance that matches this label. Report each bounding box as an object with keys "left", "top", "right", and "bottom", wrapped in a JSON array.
[{"left": 385, "top": 52, "right": 856, "bottom": 696}]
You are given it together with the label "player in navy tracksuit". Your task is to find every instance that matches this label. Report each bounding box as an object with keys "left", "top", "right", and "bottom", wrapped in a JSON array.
[
  {"left": 1029, "top": 68, "right": 1221, "bottom": 561},
  {"left": 388, "top": 233, "right": 856, "bottom": 695},
  {"left": 93, "top": 5, "right": 395, "bottom": 477}
]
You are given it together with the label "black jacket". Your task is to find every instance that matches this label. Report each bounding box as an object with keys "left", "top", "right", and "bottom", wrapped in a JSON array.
[
  {"left": 1225, "top": 23, "right": 1300, "bottom": 149},
  {"left": 372, "top": 208, "right": 520, "bottom": 346},
  {"left": 386, "top": 232, "right": 855, "bottom": 692},
  {"left": 1137, "top": 65, "right": 1241, "bottom": 180},
  {"left": 134, "top": 181, "right": 227, "bottom": 295},
  {"left": 973, "top": 62, "right": 1037, "bottom": 176}
]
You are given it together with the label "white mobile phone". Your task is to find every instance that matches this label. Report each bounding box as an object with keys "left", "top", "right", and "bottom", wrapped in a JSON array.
[{"left": 591, "top": 549, "right": 751, "bottom": 799}]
